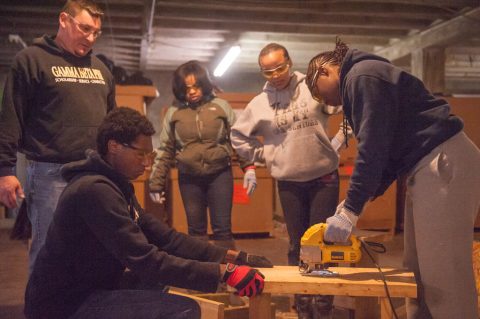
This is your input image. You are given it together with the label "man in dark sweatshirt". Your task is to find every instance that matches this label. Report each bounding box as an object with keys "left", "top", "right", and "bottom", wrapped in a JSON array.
[
  {"left": 0, "top": 0, "right": 116, "bottom": 272},
  {"left": 24, "top": 107, "right": 271, "bottom": 319}
]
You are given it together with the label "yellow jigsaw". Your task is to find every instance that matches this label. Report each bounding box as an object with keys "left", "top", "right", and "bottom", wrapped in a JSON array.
[{"left": 299, "top": 223, "right": 362, "bottom": 277}]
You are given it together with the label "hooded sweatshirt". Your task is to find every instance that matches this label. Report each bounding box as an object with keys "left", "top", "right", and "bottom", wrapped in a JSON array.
[
  {"left": 339, "top": 49, "right": 463, "bottom": 214},
  {"left": 230, "top": 71, "right": 339, "bottom": 182},
  {"left": 24, "top": 151, "right": 226, "bottom": 319},
  {"left": 0, "top": 35, "right": 116, "bottom": 176}
]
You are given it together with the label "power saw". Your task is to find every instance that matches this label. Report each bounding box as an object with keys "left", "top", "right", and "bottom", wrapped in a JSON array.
[{"left": 299, "top": 223, "right": 361, "bottom": 277}]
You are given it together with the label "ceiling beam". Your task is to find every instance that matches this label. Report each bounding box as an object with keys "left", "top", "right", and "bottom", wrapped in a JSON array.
[
  {"left": 139, "top": 0, "right": 155, "bottom": 71},
  {"left": 0, "top": 4, "right": 143, "bottom": 18},
  {"left": 375, "top": 6, "right": 480, "bottom": 61},
  {"left": 154, "top": 1, "right": 458, "bottom": 19},
  {"left": 156, "top": 8, "right": 431, "bottom": 31},
  {"left": 154, "top": 17, "right": 408, "bottom": 38}
]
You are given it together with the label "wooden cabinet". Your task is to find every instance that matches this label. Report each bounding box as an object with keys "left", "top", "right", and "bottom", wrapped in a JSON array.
[
  {"left": 116, "top": 85, "right": 158, "bottom": 115},
  {"left": 115, "top": 85, "right": 159, "bottom": 209},
  {"left": 329, "top": 115, "right": 397, "bottom": 233},
  {"left": 167, "top": 166, "right": 274, "bottom": 235},
  {"left": 338, "top": 165, "right": 397, "bottom": 233}
]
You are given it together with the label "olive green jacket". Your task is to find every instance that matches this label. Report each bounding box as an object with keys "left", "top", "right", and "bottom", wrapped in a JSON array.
[{"left": 149, "top": 97, "right": 251, "bottom": 193}]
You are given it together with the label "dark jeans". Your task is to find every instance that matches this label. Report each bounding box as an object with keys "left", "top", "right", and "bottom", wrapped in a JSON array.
[
  {"left": 69, "top": 290, "right": 200, "bottom": 319},
  {"left": 178, "top": 167, "right": 233, "bottom": 241},
  {"left": 278, "top": 171, "right": 339, "bottom": 316},
  {"left": 277, "top": 170, "right": 339, "bottom": 266}
]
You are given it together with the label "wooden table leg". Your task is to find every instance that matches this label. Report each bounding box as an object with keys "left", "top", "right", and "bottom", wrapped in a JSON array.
[
  {"left": 379, "top": 297, "right": 392, "bottom": 319},
  {"left": 249, "top": 293, "right": 272, "bottom": 319}
]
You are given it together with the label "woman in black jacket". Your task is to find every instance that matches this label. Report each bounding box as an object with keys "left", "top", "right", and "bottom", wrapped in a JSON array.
[{"left": 305, "top": 38, "right": 480, "bottom": 319}]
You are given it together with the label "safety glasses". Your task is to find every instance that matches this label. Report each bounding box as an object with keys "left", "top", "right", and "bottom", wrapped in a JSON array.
[
  {"left": 67, "top": 13, "right": 102, "bottom": 39},
  {"left": 260, "top": 61, "right": 290, "bottom": 79}
]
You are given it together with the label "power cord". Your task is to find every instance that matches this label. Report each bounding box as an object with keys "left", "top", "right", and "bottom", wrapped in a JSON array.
[{"left": 358, "top": 237, "right": 399, "bottom": 319}]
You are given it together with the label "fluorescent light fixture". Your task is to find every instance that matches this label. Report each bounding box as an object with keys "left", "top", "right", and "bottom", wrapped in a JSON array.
[{"left": 214, "top": 45, "right": 241, "bottom": 77}]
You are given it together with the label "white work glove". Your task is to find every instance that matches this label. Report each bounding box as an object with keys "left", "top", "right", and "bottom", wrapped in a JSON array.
[
  {"left": 243, "top": 168, "right": 257, "bottom": 196},
  {"left": 324, "top": 200, "right": 359, "bottom": 243},
  {"left": 149, "top": 191, "right": 166, "bottom": 204},
  {"left": 331, "top": 123, "right": 353, "bottom": 152}
]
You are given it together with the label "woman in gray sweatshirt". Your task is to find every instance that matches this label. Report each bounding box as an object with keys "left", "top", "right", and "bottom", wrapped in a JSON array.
[{"left": 230, "top": 43, "right": 350, "bottom": 319}]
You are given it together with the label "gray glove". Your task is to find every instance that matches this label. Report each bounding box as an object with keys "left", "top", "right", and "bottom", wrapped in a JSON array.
[
  {"left": 324, "top": 200, "right": 359, "bottom": 243},
  {"left": 149, "top": 191, "right": 166, "bottom": 204},
  {"left": 235, "top": 251, "right": 274, "bottom": 268},
  {"left": 243, "top": 168, "right": 257, "bottom": 196}
]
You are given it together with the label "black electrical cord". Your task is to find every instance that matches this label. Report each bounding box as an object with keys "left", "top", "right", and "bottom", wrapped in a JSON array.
[{"left": 358, "top": 238, "right": 399, "bottom": 319}]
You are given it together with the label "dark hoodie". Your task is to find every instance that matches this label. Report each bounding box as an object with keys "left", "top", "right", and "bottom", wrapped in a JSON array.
[
  {"left": 0, "top": 35, "right": 116, "bottom": 176},
  {"left": 339, "top": 49, "right": 463, "bottom": 214},
  {"left": 24, "top": 151, "right": 226, "bottom": 319}
]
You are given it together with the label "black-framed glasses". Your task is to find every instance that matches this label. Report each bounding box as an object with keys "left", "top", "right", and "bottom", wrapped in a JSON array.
[
  {"left": 260, "top": 60, "right": 290, "bottom": 79},
  {"left": 67, "top": 13, "right": 102, "bottom": 39},
  {"left": 121, "top": 143, "right": 156, "bottom": 161}
]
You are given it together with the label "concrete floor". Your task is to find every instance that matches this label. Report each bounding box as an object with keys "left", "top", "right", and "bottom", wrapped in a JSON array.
[{"left": 0, "top": 218, "right": 407, "bottom": 319}]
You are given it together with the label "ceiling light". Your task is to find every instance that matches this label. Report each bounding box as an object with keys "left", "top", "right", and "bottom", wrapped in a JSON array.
[{"left": 213, "top": 45, "right": 241, "bottom": 77}]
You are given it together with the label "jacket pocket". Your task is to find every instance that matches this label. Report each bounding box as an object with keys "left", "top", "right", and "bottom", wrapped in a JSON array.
[
  {"left": 176, "top": 143, "right": 230, "bottom": 176},
  {"left": 432, "top": 151, "right": 454, "bottom": 185}
]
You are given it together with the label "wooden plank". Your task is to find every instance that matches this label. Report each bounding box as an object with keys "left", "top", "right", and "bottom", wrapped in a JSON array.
[
  {"left": 379, "top": 298, "right": 393, "bottom": 319},
  {"left": 249, "top": 293, "right": 272, "bottom": 319},
  {"left": 170, "top": 291, "right": 225, "bottom": 319},
  {"left": 116, "top": 85, "right": 159, "bottom": 98},
  {"left": 259, "top": 266, "right": 416, "bottom": 298}
]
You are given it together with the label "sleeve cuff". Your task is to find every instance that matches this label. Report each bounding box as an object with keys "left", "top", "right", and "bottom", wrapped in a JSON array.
[{"left": 0, "top": 167, "right": 15, "bottom": 177}]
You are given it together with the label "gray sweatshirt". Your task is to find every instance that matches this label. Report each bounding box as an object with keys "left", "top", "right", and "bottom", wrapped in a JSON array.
[{"left": 230, "top": 71, "right": 340, "bottom": 182}]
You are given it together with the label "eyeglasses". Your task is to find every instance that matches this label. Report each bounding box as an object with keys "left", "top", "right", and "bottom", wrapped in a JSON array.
[
  {"left": 67, "top": 13, "right": 102, "bottom": 39},
  {"left": 309, "top": 68, "right": 324, "bottom": 103},
  {"left": 121, "top": 143, "right": 156, "bottom": 161},
  {"left": 260, "top": 61, "right": 290, "bottom": 79}
]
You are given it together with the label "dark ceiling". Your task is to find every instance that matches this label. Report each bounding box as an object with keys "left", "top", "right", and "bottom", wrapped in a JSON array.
[{"left": 1, "top": 0, "right": 480, "bottom": 93}]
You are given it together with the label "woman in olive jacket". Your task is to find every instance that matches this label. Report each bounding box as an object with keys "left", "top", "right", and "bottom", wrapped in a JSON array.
[{"left": 149, "top": 61, "right": 255, "bottom": 249}]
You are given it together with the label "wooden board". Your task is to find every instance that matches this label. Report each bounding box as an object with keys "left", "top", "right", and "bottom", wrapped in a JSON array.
[
  {"left": 170, "top": 290, "right": 225, "bottom": 319},
  {"left": 258, "top": 266, "right": 416, "bottom": 298}
]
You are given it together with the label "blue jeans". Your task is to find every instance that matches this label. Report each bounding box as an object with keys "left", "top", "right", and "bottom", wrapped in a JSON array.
[
  {"left": 26, "top": 161, "right": 67, "bottom": 273},
  {"left": 69, "top": 290, "right": 200, "bottom": 319},
  {"left": 178, "top": 167, "right": 233, "bottom": 241}
]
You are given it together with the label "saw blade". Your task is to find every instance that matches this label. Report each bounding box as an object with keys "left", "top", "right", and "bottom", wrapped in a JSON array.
[{"left": 300, "top": 269, "right": 339, "bottom": 277}]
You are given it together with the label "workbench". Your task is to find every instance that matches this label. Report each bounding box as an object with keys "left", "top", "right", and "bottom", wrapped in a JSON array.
[{"left": 249, "top": 266, "right": 416, "bottom": 319}]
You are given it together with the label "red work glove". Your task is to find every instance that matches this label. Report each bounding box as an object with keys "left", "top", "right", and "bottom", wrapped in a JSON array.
[{"left": 223, "top": 263, "right": 265, "bottom": 297}]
